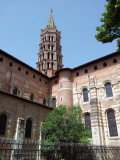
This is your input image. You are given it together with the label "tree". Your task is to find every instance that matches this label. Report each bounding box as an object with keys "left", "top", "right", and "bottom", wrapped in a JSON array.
[
  {"left": 40, "top": 105, "right": 91, "bottom": 143},
  {"left": 95, "top": 0, "right": 120, "bottom": 51}
]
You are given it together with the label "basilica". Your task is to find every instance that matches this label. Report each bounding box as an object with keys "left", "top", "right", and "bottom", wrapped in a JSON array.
[{"left": 0, "top": 11, "right": 120, "bottom": 146}]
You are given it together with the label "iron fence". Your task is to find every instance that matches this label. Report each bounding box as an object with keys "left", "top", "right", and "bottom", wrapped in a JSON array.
[{"left": 0, "top": 139, "right": 120, "bottom": 160}]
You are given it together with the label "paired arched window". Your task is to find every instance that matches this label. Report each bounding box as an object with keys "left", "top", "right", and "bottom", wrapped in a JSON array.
[
  {"left": 83, "top": 88, "right": 89, "bottom": 102},
  {"left": 52, "top": 98, "right": 56, "bottom": 108},
  {"left": 107, "top": 110, "right": 118, "bottom": 137},
  {"left": 0, "top": 114, "right": 7, "bottom": 135},
  {"left": 85, "top": 113, "right": 91, "bottom": 131},
  {"left": 25, "top": 119, "right": 32, "bottom": 138},
  {"left": 105, "top": 82, "right": 113, "bottom": 97}
]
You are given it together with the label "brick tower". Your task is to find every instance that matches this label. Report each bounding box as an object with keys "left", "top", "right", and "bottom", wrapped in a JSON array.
[{"left": 37, "top": 10, "right": 63, "bottom": 77}]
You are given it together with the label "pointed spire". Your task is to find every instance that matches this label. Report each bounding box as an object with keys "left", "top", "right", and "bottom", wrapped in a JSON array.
[{"left": 47, "top": 9, "right": 56, "bottom": 28}]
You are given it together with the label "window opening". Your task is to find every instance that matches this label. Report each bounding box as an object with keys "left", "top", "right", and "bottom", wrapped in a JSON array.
[
  {"left": 83, "top": 88, "right": 89, "bottom": 102},
  {"left": 105, "top": 82, "right": 113, "bottom": 97},
  {"left": 85, "top": 69, "right": 88, "bottom": 73},
  {"left": 113, "top": 59, "right": 117, "bottom": 63},
  {"left": 13, "top": 87, "right": 18, "bottom": 96},
  {"left": 18, "top": 67, "right": 21, "bottom": 71},
  {"left": 94, "top": 66, "right": 97, "bottom": 70},
  {"left": 85, "top": 113, "right": 91, "bottom": 131},
  {"left": 107, "top": 110, "right": 118, "bottom": 137},
  {"left": 103, "top": 62, "right": 107, "bottom": 67},
  {"left": 26, "top": 71, "right": 29, "bottom": 75},
  {"left": 9, "top": 62, "right": 13, "bottom": 67},
  {"left": 25, "top": 119, "right": 32, "bottom": 138},
  {"left": 30, "top": 93, "right": 34, "bottom": 101},
  {"left": 76, "top": 72, "right": 79, "bottom": 76},
  {"left": 52, "top": 98, "right": 56, "bottom": 108},
  {"left": 0, "top": 114, "right": 7, "bottom": 135},
  {"left": 0, "top": 57, "right": 3, "bottom": 62},
  {"left": 43, "top": 98, "right": 46, "bottom": 105}
]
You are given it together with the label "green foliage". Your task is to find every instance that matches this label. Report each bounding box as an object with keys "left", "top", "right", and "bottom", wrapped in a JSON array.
[
  {"left": 40, "top": 105, "right": 91, "bottom": 143},
  {"left": 95, "top": 0, "right": 120, "bottom": 51}
]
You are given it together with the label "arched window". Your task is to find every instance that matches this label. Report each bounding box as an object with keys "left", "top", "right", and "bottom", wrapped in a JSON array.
[
  {"left": 43, "top": 98, "right": 46, "bottom": 105},
  {"left": 42, "top": 63, "right": 43, "bottom": 70},
  {"left": 25, "top": 119, "right": 32, "bottom": 138},
  {"left": 51, "top": 53, "right": 54, "bottom": 60},
  {"left": 52, "top": 36, "right": 54, "bottom": 41},
  {"left": 51, "top": 62, "right": 54, "bottom": 69},
  {"left": 85, "top": 113, "right": 91, "bottom": 131},
  {"left": 51, "top": 45, "right": 53, "bottom": 51},
  {"left": 48, "top": 44, "right": 50, "bottom": 50},
  {"left": 48, "top": 52, "right": 50, "bottom": 59},
  {"left": 47, "top": 62, "right": 49, "bottom": 69},
  {"left": 105, "top": 82, "right": 113, "bottom": 97},
  {"left": 83, "top": 88, "right": 89, "bottom": 102},
  {"left": 48, "top": 36, "right": 50, "bottom": 41},
  {"left": 52, "top": 98, "right": 56, "bottom": 108},
  {"left": 0, "top": 114, "right": 7, "bottom": 135},
  {"left": 107, "top": 110, "right": 118, "bottom": 137}
]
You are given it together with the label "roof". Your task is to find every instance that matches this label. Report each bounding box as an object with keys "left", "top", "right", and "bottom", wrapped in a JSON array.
[
  {"left": 0, "top": 49, "right": 49, "bottom": 79},
  {"left": 0, "top": 90, "right": 53, "bottom": 109},
  {"left": 55, "top": 51, "right": 120, "bottom": 75},
  {"left": 47, "top": 9, "right": 56, "bottom": 28},
  {"left": 72, "top": 51, "right": 120, "bottom": 71}
]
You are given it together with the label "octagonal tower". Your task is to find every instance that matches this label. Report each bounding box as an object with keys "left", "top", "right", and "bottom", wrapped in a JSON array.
[{"left": 37, "top": 10, "right": 63, "bottom": 77}]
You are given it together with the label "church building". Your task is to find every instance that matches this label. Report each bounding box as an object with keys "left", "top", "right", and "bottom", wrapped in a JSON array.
[{"left": 0, "top": 10, "right": 120, "bottom": 146}]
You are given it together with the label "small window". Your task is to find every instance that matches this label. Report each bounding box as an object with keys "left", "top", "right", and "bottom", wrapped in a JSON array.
[
  {"left": 30, "top": 93, "right": 34, "bottom": 101},
  {"left": 18, "top": 67, "right": 21, "bottom": 71},
  {"left": 94, "top": 66, "right": 97, "bottom": 70},
  {"left": 45, "top": 81, "right": 47, "bottom": 84},
  {"left": 25, "top": 119, "right": 32, "bottom": 138},
  {"left": 83, "top": 88, "right": 89, "bottom": 102},
  {"left": 85, "top": 69, "right": 88, "bottom": 73},
  {"left": 105, "top": 82, "right": 113, "bottom": 97},
  {"left": 0, "top": 57, "right": 3, "bottom": 62},
  {"left": 85, "top": 113, "right": 91, "bottom": 131},
  {"left": 55, "top": 80, "right": 57, "bottom": 84},
  {"left": 107, "top": 110, "right": 118, "bottom": 137},
  {"left": 9, "top": 62, "right": 13, "bottom": 67},
  {"left": 103, "top": 62, "right": 107, "bottom": 67},
  {"left": 39, "top": 78, "right": 42, "bottom": 81},
  {"left": 76, "top": 72, "right": 79, "bottom": 76},
  {"left": 0, "top": 114, "right": 7, "bottom": 135},
  {"left": 113, "top": 59, "right": 117, "bottom": 63},
  {"left": 13, "top": 87, "right": 18, "bottom": 96},
  {"left": 26, "top": 71, "right": 29, "bottom": 75},
  {"left": 33, "top": 75, "right": 35, "bottom": 79}
]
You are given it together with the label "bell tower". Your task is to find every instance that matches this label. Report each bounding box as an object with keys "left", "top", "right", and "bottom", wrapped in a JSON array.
[{"left": 37, "top": 10, "right": 63, "bottom": 77}]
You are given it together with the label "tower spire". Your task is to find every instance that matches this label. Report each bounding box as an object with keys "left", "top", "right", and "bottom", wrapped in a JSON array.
[{"left": 47, "top": 9, "right": 56, "bottom": 28}]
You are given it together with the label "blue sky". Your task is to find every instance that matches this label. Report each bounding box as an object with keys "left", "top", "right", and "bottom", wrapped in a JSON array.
[{"left": 0, "top": 0, "right": 117, "bottom": 69}]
